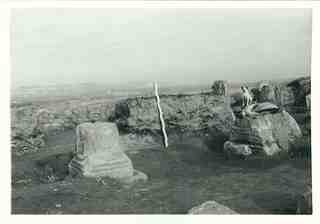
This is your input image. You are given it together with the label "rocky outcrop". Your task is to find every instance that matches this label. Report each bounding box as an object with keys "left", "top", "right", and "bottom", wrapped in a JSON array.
[
  {"left": 69, "top": 122, "right": 147, "bottom": 182},
  {"left": 112, "top": 92, "right": 235, "bottom": 147},
  {"left": 225, "top": 108, "right": 302, "bottom": 158},
  {"left": 188, "top": 200, "right": 238, "bottom": 214}
]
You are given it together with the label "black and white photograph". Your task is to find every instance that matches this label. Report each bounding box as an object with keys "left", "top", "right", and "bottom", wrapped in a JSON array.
[{"left": 10, "top": 7, "right": 312, "bottom": 215}]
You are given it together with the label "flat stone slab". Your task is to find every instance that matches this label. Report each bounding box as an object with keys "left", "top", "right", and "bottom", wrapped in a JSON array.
[{"left": 253, "top": 102, "right": 279, "bottom": 113}]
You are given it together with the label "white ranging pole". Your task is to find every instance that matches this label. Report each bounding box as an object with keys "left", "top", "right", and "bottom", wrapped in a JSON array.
[{"left": 154, "top": 82, "right": 169, "bottom": 148}]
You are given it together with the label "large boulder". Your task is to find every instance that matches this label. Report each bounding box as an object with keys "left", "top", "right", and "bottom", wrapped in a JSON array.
[
  {"left": 69, "top": 122, "right": 134, "bottom": 179},
  {"left": 226, "top": 109, "right": 302, "bottom": 157},
  {"left": 188, "top": 200, "right": 238, "bottom": 214}
]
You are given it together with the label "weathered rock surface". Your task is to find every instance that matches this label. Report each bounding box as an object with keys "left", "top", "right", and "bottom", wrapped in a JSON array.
[
  {"left": 112, "top": 92, "right": 235, "bottom": 145},
  {"left": 188, "top": 200, "right": 238, "bottom": 214},
  {"left": 241, "top": 78, "right": 311, "bottom": 111},
  {"left": 228, "top": 109, "right": 302, "bottom": 157},
  {"left": 211, "top": 80, "right": 228, "bottom": 96},
  {"left": 206, "top": 105, "right": 235, "bottom": 149},
  {"left": 287, "top": 76, "right": 311, "bottom": 107},
  {"left": 258, "top": 84, "right": 277, "bottom": 104},
  {"left": 249, "top": 77, "right": 311, "bottom": 110},
  {"left": 68, "top": 122, "right": 134, "bottom": 179},
  {"left": 223, "top": 141, "right": 252, "bottom": 159}
]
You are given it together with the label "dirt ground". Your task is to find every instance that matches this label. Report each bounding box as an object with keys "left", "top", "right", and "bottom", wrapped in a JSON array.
[{"left": 11, "top": 130, "right": 311, "bottom": 214}]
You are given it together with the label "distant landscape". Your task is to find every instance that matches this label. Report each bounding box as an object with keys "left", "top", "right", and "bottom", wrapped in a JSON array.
[{"left": 11, "top": 76, "right": 301, "bottom": 106}]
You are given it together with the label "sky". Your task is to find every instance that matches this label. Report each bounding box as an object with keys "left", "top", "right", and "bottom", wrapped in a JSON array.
[{"left": 11, "top": 8, "right": 312, "bottom": 87}]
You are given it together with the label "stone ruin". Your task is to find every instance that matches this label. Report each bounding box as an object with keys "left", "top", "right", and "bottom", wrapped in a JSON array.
[
  {"left": 225, "top": 101, "right": 302, "bottom": 158},
  {"left": 250, "top": 82, "right": 280, "bottom": 105},
  {"left": 211, "top": 80, "right": 228, "bottom": 96},
  {"left": 225, "top": 76, "right": 311, "bottom": 159},
  {"left": 287, "top": 76, "right": 311, "bottom": 107},
  {"left": 258, "top": 84, "right": 278, "bottom": 104},
  {"left": 249, "top": 77, "right": 311, "bottom": 110},
  {"left": 11, "top": 76, "right": 309, "bottom": 157},
  {"left": 68, "top": 122, "right": 147, "bottom": 183}
]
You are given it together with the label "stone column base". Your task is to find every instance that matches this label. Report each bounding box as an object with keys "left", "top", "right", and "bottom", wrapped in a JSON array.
[{"left": 69, "top": 151, "right": 134, "bottom": 179}]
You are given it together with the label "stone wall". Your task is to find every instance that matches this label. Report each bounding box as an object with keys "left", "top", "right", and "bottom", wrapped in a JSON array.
[
  {"left": 11, "top": 92, "right": 236, "bottom": 154},
  {"left": 112, "top": 92, "right": 235, "bottom": 147}
]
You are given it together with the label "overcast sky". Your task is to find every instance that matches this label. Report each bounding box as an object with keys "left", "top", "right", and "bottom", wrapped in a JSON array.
[{"left": 11, "top": 8, "right": 312, "bottom": 87}]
